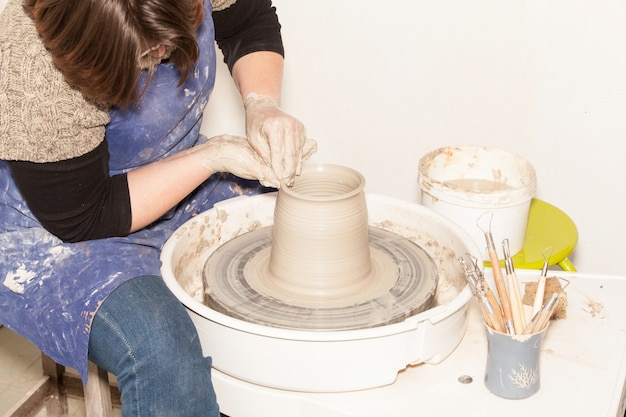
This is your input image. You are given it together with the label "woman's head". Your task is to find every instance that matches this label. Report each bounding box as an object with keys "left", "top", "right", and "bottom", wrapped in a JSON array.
[{"left": 23, "top": 0, "right": 205, "bottom": 107}]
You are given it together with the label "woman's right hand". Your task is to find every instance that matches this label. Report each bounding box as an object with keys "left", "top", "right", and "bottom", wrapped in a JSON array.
[{"left": 200, "top": 134, "right": 280, "bottom": 188}]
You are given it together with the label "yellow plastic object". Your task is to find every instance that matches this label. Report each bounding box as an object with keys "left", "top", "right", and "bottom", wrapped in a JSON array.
[{"left": 486, "top": 198, "right": 578, "bottom": 271}]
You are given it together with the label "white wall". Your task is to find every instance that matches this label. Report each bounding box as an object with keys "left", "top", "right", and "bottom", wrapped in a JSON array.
[
  {"left": 203, "top": 0, "right": 626, "bottom": 277},
  {"left": 2, "top": 2, "right": 620, "bottom": 271}
]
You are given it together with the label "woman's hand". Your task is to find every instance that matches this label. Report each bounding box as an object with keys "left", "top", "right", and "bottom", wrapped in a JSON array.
[
  {"left": 244, "top": 93, "right": 317, "bottom": 186},
  {"left": 200, "top": 134, "right": 280, "bottom": 188}
]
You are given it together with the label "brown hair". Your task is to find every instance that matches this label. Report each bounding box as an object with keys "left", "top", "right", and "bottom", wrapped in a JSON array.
[{"left": 23, "top": 0, "right": 204, "bottom": 107}]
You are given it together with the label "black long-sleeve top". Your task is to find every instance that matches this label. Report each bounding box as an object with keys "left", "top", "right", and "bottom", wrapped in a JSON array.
[{"left": 7, "top": 0, "right": 284, "bottom": 243}]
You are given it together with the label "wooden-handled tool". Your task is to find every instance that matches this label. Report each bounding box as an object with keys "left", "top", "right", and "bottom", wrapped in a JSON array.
[
  {"left": 532, "top": 247, "right": 552, "bottom": 316},
  {"left": 459, "top": 256, "right": 505, "bottom": 333},
  {"left": 502, "top": 239, "right": 526, "bottom": 333},
  {"left": 478, "top": 213, "right": 514, "bottom": 334},
  {"left": 523, "top": 291, "right": 561, "bottom": 334}
]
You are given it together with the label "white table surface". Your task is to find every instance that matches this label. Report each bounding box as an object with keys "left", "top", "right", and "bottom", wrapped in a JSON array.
[{"left": 213, "top": 270, "right": 626, "bottom": 417}]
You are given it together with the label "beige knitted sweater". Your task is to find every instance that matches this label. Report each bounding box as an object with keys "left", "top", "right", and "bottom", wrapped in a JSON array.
[{"left": 0, "top": 0, "right": 236, "bottom": 163}]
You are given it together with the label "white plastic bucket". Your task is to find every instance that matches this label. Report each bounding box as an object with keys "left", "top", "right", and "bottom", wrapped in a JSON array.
[{"left": 418, "top": 146, "right": 537, "bottom": 259}]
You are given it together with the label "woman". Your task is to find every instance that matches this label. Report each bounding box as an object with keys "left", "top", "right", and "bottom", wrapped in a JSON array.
[{"left": 0, "top": 0, "right": 315, "bottom": 415}]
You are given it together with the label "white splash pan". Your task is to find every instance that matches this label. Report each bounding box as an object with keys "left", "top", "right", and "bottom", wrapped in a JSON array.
[{"left": 161, "top": 192, "right": 481, "bottom": 392}]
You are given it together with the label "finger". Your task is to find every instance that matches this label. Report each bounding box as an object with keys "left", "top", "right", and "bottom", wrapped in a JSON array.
[
  {"left": 266, "top": 127, "right": 292, "bottom": 181},
  {"left": 293, "top": 138, "right": 317, "bottom": 176},
  {"left": 277, "top": 123, "right": 307, "bottom": 181},
  {"left": 279, "top": 145, "right": 298, "bottom": 185},
  {"left": 248, "top": 133, "right": 272, "bottom": 166},
  {"left": 301, "top": 138, "right": 317, "bottom": 161},
  {"left": 255, "top": 149, "right": 281, "bottom": 187},
  {"left": 259, "top": 176, "right": 281, "bottom": 188}
]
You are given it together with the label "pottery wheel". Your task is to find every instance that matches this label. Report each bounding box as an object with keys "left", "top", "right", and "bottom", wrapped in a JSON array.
[{"left": 203, "top": 226, "right": 438, "bottom": 331}]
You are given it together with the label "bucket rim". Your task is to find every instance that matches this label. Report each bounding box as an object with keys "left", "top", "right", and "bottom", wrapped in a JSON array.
[{"left": 417, "top": 145, "right": 537, "bottom": 205}]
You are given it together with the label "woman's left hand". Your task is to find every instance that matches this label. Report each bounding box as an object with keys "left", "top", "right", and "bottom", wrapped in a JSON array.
[{"left": 245, "top": 93, "right": 317, "bottom": 187}]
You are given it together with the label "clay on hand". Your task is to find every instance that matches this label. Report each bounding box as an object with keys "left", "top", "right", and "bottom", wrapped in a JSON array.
[
  {"left": 244, "top": 93, "right": 317, "bottom": 186},
  {"left": 200, "top": 134, "right": 279, "bottom": 188}
]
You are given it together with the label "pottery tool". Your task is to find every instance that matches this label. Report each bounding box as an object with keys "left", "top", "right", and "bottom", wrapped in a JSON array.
[
  {"left": 523, "top": 291, "right": 561, "bottom": 334},
  {"left": 459, "top": 256, "right": 504, "bottom": 332},
  {"left": 466, "top": 255, "right": 506, "bottom": 332},
  {"left": 477, "top": 212, "right": 514, "bottom": 335},
  {"left": 522, "top": 277, "right": 570, "bottom": 334},
  {"left": 523, "top": 276, "right": 569, "bottom": 319},
  {"left": 502, "top": 239, "right": 526, "bottom": 334},
  {"left": 532, "top": 247, "right": 552, "bottom": 316},
  {"left": 459, "top": 257, "right": 493, "bottom": 329}
]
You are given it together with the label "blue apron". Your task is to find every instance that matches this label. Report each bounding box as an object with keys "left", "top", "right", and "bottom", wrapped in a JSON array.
[{"left": 0, "top": 1, "right": 265, "bottom": 382}]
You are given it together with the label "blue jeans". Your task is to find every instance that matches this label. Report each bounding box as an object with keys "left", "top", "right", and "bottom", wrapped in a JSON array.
[{"left": 88, "top": 275, "right": 220, "bottom": 417}]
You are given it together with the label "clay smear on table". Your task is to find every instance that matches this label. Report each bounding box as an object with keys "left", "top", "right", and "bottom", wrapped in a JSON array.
[{"left": 202, "top": 164, "right": 439, "bottom": 331}]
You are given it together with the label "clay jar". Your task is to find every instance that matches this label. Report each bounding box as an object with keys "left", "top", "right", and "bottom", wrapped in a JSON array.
[{"left": 268, "top": 164, "right": 374, "bottom": 299}]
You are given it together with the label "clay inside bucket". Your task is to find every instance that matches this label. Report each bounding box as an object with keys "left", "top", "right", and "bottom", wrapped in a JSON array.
[{"left": 418, "top": 146, "right": 537, "bottom": 257}]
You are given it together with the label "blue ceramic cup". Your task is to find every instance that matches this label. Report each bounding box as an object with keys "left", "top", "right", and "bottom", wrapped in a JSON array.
[{"left": 484, "top": 323, "right": 547, "bottom": 399}]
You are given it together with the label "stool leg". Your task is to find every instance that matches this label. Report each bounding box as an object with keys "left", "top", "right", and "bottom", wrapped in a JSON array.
[
  {"left": 41, "top": 353, "right": 69, "bottom": 416},
  {"left": 84, "top": 361, "right": 113, "bottom": 417},
  {"left": 557, "top": 258, "right": 577, "bottom": 272}
]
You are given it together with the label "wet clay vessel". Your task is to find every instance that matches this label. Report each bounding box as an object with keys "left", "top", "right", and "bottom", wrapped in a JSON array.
[{"left": 202, "top": 164, "right": 438, "bottom": 330}]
